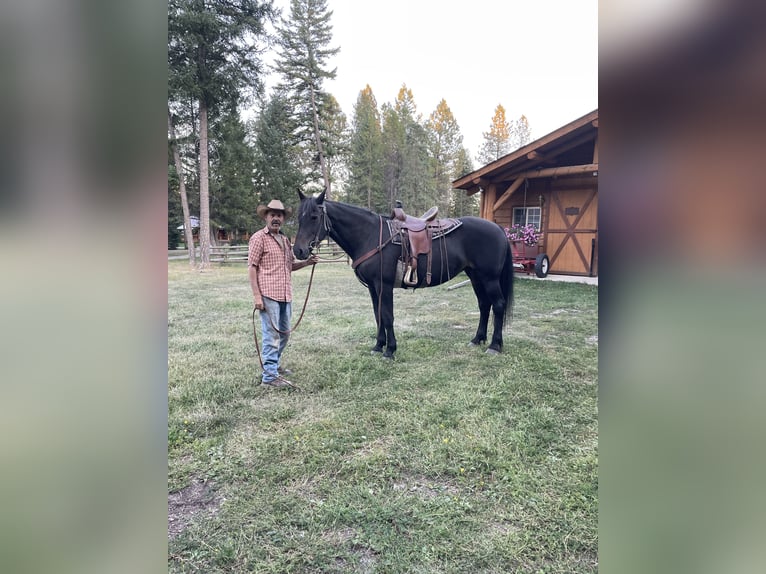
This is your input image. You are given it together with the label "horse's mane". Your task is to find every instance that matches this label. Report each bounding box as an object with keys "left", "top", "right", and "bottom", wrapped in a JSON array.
[{"left": 327, "top": 199, "right": 394, "bottom": 221}]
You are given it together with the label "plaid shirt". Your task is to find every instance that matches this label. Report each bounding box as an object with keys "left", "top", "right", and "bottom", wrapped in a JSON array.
[{"left": 248, "top": 227, "right": 294, "bottom": 302}]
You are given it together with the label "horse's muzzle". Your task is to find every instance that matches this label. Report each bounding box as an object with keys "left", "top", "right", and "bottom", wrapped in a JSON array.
[{"left": 293, "top": 245, "right": 310, "bottom": 260}]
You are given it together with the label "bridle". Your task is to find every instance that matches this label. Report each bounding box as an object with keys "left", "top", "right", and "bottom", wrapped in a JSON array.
[{"left": 307, "top": 202, "right": 332, "bottom": 254}]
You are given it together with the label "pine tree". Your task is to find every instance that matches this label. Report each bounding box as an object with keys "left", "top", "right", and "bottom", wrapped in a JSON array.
[
  {"left": 273, "top": 0, "right": 340, "bottom": 196},
  {"left": 477, "top": 104, "right": 511, "bottom": 165},
  {"left": 451, "top": 147, "right": 479, "bottom": 217},
  {"left": 168, "top": 109, "right": 197, "bottom": 263},
  {"left": 425, "top": 99, "right": 464, "bottom": 215},
  {"left": 252, "top": 93, "right": 304, "bottom": 211},
  {"left": 320, "top": 95, "right": 350, "bottom": 197},
  {"left": 168, "top": 0, "right": 275, "bottom": 267},
  {"left": 381, "top": 103, "right": 403, "bottom": 210},
  {"left": 209, "top": 107, "right": 257, "bottom": 239},
  {"left": 348, "top": 85, "right": 385, "bottom": 210},
  {"left": 168, "top": 163, "right": 183, "bottom": 250},
  {"left": 510, "top": 114, "right": 532, "bottom": 150},
  {"left": 381, "top": 85, "right": 433, "bottom": 214}
]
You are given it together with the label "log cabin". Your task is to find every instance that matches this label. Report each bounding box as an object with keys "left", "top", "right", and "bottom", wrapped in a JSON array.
[{"left": 453, "top": 110, "right": 598, "bottom": 276}]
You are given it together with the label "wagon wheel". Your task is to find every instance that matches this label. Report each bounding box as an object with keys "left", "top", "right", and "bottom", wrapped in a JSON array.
[{"left": 535, "top": 254, "right": 550, "bottom": 278}]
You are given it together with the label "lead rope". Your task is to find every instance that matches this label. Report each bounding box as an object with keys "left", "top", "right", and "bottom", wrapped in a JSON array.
[{"left": 260, "top": 261, "right": 317, "bottom": 336}]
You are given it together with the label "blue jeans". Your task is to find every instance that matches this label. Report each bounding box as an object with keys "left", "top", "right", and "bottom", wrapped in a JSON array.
[{"left": 260, "top": 296, "right": 291, "bottom": 382}]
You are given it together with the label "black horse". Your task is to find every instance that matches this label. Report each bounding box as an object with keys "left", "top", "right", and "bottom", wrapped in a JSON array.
[{"left": 293, "top": 190, "right": 514, "bottom": 359}]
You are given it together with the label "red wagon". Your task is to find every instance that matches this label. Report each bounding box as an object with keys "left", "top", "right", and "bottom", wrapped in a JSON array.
[{"left": 510, "top": 240, "right": 550, "bottom": 278}]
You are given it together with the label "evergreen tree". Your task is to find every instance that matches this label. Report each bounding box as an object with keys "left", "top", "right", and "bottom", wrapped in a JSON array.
[
  {"left": 450, "top": 147, "right": 479, "bottom": 217},
  {"left": 348, "top": 85, "right": 385, "bottom": 210},
  {"left": 209, "top": 106, "right": 257, "bottom": 239},
  {"left": 252, "top": 93, "right": 304, "bottom": 212},
  {"left": 425, "top": 99, "right": 464, "bottom": 215},
  {"left": 510, "top": 114, "right": 532, "bottom": 150},
  {"left": 477, "top": 104, "right": 511, "bottom": 165},
  {"left": 168, "top": 109, "right": 197, "bottom": 263},
  {"left": 320, "top": 95, "right": 351, "bottom": 197},
  {"left": 168, "top": 0, "right": 275, "bottom": 267},
  {"left": 381, "top": 85, "right": 433, "bottom": 214},
  {"left": 381, "top": 103, "right": 404, "bottom": 210},
  {"left": 273, "top": 0, "right": 340, "bottom": 195},
  {"left": 168, "top": 164, "right": 183, "bottom": 250}
]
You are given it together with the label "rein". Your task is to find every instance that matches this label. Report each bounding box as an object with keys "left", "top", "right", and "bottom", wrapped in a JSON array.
[{"left": 351, "top": 216, "right": 396, "bottom": 270}]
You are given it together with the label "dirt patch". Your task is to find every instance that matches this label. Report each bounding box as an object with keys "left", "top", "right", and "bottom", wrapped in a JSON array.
[
  {"left": 322, "top": 526, "right": 357, "bottom": 545},
  {"left": 168, "top": 479, "right": 223, "bottom": 540},
  {"left": 530, "top": 308, "right": 581, "bottom": 319},
  {"left": 490, "top": 520, "right": 520, "bottom": 536},
  {"left": 392, "top": 474, "right": 459, "bottom": 499},
  {"left": 345, "top": 436, "right": 392, "bottom": 462},
  {"left": 353, "top": 546, "right": 378, "bottom": 573}
]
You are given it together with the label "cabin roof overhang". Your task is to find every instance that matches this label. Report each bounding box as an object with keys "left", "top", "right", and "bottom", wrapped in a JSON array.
[{"left": 453, "top": 109, "right": 598, "bottom": 196}]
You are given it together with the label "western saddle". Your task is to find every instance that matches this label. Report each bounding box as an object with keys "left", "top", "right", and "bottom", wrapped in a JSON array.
[{"left": 390, "top": 206, "right": 461, "bottom": 287}]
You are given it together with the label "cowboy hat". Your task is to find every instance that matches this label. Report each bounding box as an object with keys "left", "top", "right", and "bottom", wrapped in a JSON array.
[{"left": 256, "top": 199, "right": 293, "bottom": 219}]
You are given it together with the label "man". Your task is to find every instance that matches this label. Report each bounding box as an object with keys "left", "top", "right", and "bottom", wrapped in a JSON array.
[{"left": 248, "top": 199, "right": 318, "bottom": 388}]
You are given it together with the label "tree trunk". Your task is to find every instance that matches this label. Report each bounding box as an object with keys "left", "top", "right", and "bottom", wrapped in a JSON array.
[
  {"left": 198, "top": 101, "right": 211, "bottom": 268},
  {"left": 309, "top": 86, "right": 331, "bottom": 198},
  {"left": 168, "top": 111, "right": 196, "bottom": 265}
]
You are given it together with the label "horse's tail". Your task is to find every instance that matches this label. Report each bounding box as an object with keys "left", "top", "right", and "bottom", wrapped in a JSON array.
[{"left": 501, "top": 239, "right": 514, "bottom": 326}]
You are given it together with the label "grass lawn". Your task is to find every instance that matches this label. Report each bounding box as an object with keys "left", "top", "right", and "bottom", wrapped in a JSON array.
[{"left": 168, "top": 260, "right": 598, "bottom": 573}]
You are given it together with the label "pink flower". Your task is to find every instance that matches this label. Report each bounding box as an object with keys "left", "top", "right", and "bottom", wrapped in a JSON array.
[{"left": 507, "top": 223, "right": 540, "bottom": 246}]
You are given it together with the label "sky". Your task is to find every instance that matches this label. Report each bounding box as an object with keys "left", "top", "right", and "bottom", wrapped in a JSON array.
[{"left": 265, "top": 0, "right": 598, "bottom": 161}]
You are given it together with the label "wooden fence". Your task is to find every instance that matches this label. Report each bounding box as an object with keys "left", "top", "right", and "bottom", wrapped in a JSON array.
[
  {"left": 209, "top": 245, "right": 248, "bottom": 263},
  {"left": 209, "top": 240, "right": 348, "bottom": 265}
]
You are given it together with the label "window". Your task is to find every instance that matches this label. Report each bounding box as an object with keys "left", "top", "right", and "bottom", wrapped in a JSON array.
[{"left": 513, "top": 206, "right": 541, "bottom": 229}]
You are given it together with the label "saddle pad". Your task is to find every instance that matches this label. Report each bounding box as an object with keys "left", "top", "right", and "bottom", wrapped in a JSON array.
[{"left": 387, "top": 218, "right": 462, "bottom": 245}]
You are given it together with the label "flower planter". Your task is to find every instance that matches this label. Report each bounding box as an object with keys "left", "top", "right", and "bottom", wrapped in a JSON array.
[{"left": 511, "top": 240, "right": 539, "bottom": 258}]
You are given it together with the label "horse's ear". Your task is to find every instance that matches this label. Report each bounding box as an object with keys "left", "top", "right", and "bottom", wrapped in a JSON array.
[
  {"left": 297, "top": 189, "right": 306, "bottom": 200},
  {"left": 317, "top": 188, "right": 326, "bottom": 204}
]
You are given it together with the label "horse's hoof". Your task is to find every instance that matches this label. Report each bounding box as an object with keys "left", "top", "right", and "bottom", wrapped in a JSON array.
[
  {"left": 469, "top": 341, "right": 483, "bottom": 347},
  {"left": 485, "top": 348, "right": 501, "bottom": 355},
  {"left": 371, "top": 347, "right": 383, "bottom": 354},
  {"left": 382, "top": 353, "right": 395, "bottom": 361}
]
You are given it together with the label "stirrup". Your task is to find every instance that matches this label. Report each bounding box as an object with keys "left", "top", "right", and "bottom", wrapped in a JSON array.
[{"left": 403, "top": 265, "right": 418, "bottom": 286}]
